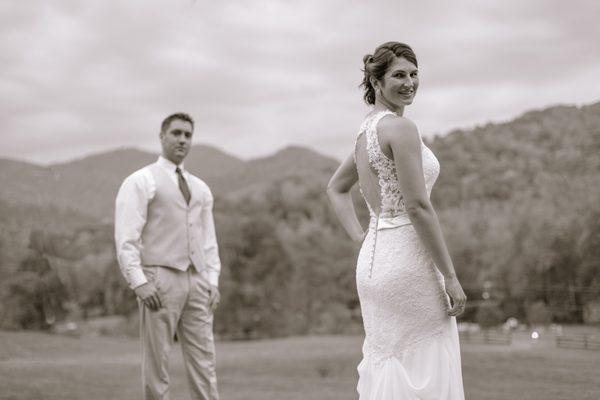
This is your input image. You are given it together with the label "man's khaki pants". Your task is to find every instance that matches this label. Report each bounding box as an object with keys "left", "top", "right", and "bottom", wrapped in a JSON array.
[{"left": 139, "top": 265, "right": 219, "bottom": 400}]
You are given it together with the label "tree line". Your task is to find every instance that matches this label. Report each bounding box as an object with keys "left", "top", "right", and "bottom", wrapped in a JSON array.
[{"left": 1, "top": 102, "right": 599, "bottom": 335}]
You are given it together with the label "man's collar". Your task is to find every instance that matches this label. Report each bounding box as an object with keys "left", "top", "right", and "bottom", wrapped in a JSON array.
[{"left": 157, "top": 155, "right": 185, "bottom": 172}]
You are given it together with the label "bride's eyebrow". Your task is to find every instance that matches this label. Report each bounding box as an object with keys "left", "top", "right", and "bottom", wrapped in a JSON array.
[{"left": 391, "top": 68, "right": 417, "bottom": 74}]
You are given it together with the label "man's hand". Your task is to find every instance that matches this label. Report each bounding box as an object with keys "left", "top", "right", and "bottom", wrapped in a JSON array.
[
  {"left": 208, "top": 285, "right": 220, "bottom": 312},
  {"left": 445, "top": 276, "right": 467, "bottom": 317},
  {"left": 134, "top": 282, "right": 162, "bottom": 311}
]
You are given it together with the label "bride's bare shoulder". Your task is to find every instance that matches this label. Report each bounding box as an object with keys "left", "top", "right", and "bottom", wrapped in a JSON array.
[{"left": 378, "top": 115, "right": 420, "bottom": 148}]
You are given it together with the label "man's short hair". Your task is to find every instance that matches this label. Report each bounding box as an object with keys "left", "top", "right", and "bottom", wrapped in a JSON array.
[{"left": 161, "top": 112, "right": 194, "bottom": 134}]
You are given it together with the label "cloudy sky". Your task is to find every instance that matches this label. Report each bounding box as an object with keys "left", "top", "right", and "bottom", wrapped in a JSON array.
[{"left": 2, "top": 0, "right": 599, "bottom": 165}]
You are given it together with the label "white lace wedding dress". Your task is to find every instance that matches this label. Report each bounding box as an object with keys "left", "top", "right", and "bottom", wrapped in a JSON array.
[{"left": 354, "top": 110, "right": 465, "bottom": 399}]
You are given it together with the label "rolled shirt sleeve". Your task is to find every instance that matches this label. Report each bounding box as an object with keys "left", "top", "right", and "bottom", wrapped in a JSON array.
[
  {"left": 200, "top": 185, "right": 221, "bottom": 287},
  {"left": 114, "top": 169, "right": 154, "bottom": 289}
]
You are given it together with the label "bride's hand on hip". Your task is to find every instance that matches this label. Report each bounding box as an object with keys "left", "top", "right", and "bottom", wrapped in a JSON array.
[{"left": 445, "top": 276, "right": 467, "bottom": 317}]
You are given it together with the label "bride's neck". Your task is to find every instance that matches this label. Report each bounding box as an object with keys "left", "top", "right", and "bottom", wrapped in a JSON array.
[{"left": 373, "top": 98, "right": 404, "bottom": 116}]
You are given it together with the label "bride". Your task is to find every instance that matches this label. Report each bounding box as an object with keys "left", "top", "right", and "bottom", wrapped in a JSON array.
[{"left": 327, "top": 42, "right": 467, "bottom": 399}]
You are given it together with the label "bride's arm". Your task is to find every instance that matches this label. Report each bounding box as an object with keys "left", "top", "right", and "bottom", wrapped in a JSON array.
[
  {"left": 327, "top": 153, "right": 365, "bottom": 243},
  {"left": 379, "top": 116, "right": 466, "bottom": 316}
]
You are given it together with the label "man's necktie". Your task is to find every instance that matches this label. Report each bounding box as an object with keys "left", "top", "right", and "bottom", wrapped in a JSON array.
[{"left": 175, "top": 167, "right": 191, "bottom": 204}]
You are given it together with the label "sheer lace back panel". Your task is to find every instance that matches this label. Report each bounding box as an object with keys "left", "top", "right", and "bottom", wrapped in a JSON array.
[{"left": 354, "top": 110, "right": 440, "bottom": 222}]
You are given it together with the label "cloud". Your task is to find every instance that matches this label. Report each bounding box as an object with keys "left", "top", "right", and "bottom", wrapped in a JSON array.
[{"left": 1, "top": 0, "right": 599, "bottom": 164}]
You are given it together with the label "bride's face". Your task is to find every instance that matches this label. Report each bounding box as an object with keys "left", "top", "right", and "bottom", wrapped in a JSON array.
[{"left": 376, "top": 57, "right": 419, "bottom": 108}]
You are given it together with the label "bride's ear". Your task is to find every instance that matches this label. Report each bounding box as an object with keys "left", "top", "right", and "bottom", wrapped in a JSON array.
[
  {"left": 369, "top": 77, "right": 377, "bottom": 90},
  {"left": 370, "top": 77, "right": 379, "bottom": 92}
]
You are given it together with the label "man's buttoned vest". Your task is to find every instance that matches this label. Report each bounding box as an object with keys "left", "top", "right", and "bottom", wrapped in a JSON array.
[{"left": 140, "top": 164, "right": 205, "bottom": 270}]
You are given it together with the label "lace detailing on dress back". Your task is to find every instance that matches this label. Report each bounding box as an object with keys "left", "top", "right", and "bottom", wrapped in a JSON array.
[
  {"left": 355, "top": 109, "right": 441, "bottom": 220},
  {"left": 364, "top": 110, "right": 406, "bottom": 218}
]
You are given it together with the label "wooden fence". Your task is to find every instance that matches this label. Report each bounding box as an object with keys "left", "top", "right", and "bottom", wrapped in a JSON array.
[
  {"left": 459, "top": 330, "right": 512, "bottom": 345},
  {"left": 556, "top": 334, "right": 600, "bottom": 350}
]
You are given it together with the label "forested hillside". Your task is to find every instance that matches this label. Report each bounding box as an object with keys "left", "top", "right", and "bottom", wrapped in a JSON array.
[
  {"left": 1, "top": 101, "right": 599, "bottom": 336},
  {"left": 429, "top": 102, "right": 600, "bottom": 323}
]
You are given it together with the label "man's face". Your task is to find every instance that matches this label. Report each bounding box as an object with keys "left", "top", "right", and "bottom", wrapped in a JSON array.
[{"left": 160, "top": 119, "right": 193, "bottom": 165}]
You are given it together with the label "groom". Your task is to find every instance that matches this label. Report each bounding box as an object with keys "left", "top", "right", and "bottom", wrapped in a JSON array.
[{"left": 115, "top": 112, "right": 221, "bottom": 400}]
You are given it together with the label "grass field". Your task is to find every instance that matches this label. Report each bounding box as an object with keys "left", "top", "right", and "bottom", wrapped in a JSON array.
[{"left": 0, "top": 329, "right": 599, "bottom": 400}]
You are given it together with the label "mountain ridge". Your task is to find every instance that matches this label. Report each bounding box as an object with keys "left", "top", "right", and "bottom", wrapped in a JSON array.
[
  {"left": 0, "top": 144, "right": 339, "bottom": 220},
  {"left": 1, "top": 99, "right": 599, "bottom": 221}
]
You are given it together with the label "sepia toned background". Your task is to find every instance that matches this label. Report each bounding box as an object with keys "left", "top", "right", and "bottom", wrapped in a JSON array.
[{"left": 1, "top": 1, "right": 599, "bottom": 399}]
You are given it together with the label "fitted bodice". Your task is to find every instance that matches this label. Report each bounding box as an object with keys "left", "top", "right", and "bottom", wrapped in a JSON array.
[{"left": 354, "top": 110, "right": 440, "bottom": 222}]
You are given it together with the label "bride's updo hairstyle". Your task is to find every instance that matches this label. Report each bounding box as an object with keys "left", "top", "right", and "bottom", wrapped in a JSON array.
[{"left": 361, "top": 42, "right": 418, "bottom": 105}]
